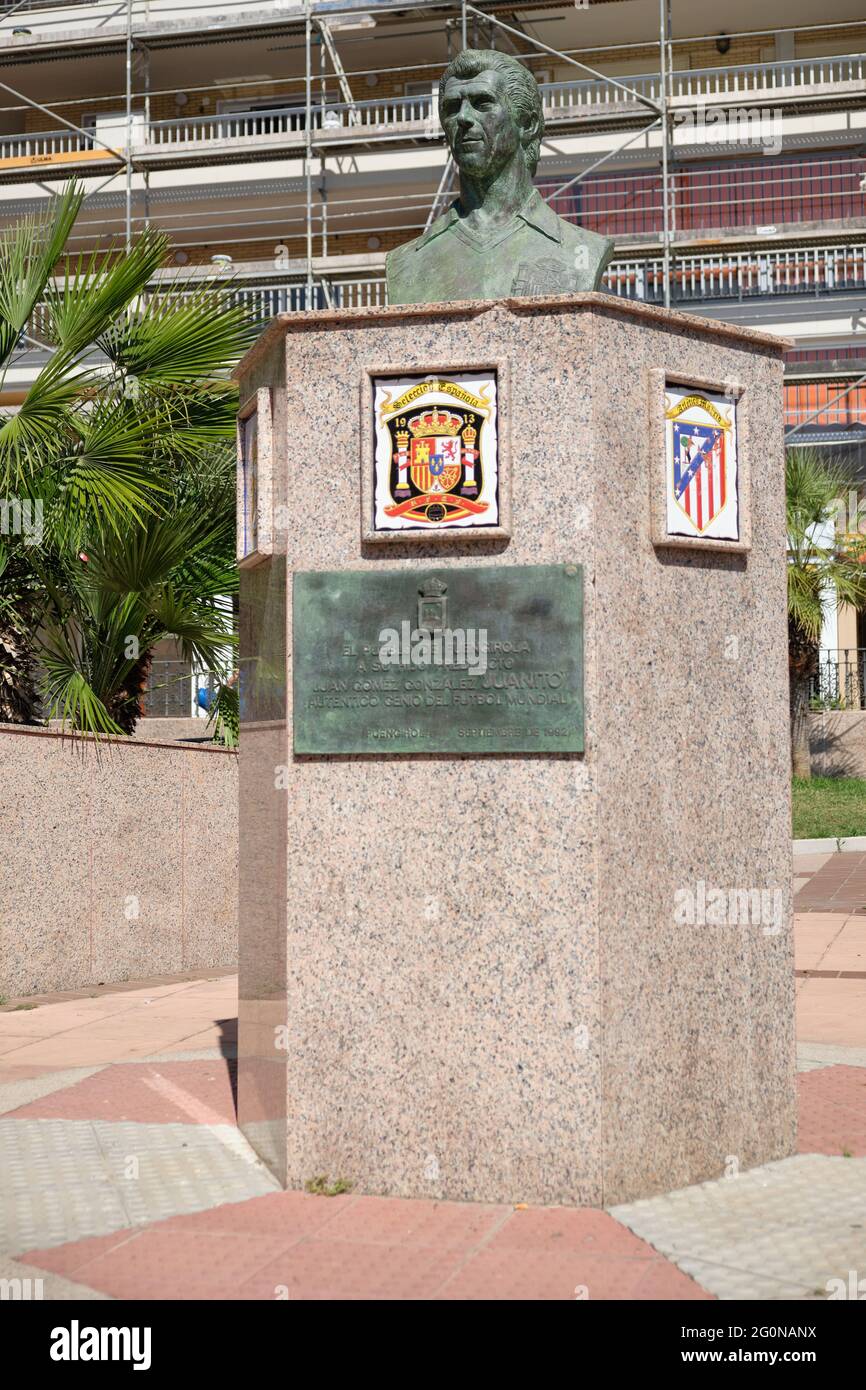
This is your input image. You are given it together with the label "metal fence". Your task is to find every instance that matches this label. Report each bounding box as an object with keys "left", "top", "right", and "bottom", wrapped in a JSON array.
[
  {"left": 142, "top": 661, "right": 221, "bottom": 719},
  {"left": 607, "top": 242, "right": 866, "bottom": 304},
  {"left": 812, "top": 650, "right": 866, "bottom": 711},
  {"left": 23, "top": 235, "right": 866, "bottom": 355},
  {"left": 142, "top": 660, "right": 192, "bottom": 718},
  {"left": 785, "top": 381, "right": 866, "bottom": 429}
]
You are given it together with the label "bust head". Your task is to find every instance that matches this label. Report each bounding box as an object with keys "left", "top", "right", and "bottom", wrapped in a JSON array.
[{"left": 438, "top": 48, "right": 544, "bottom": 183}]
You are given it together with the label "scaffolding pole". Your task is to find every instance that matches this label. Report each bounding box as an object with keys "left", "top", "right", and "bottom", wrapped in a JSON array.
[
  {"left": 125, "top": 0, "right": 133, "bottom": 249},
  {"left": 305, "top": 0, "right": 314, "bottom": 306},
  {"left": 3, "top": 0, "right": 679, "bottom": 306},
  {"left": 659, "top": 0, "right": 671, "bottom": 308}
]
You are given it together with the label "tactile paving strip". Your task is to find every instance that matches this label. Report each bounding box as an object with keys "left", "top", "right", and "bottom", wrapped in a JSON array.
[
  {"left": 0, "top": 1117, "right": 279, "bottom": 1255},
  {"left": 610, "top": 1154, "right": 866, "bottom": 1300}
]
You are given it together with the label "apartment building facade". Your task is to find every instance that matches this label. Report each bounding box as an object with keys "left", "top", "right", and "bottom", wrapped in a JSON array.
[{"left": 1, "top": 0, "right": 865, "bottom": 703}]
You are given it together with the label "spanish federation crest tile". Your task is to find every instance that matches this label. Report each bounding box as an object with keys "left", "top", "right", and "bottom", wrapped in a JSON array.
[
  {"left": 371, "top": 371, "right": 500, "bottom": 534},
  {"left": 664, "top": 384, "right": 740, "bottom": 542}
]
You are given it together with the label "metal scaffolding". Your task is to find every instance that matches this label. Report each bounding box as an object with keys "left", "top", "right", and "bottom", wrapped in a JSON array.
[
  {"left": 0, "top": 0, "right": 862, "bottom": 312},
  {"left": 0, "top": 0, "right": 686, "bottom": 306}
]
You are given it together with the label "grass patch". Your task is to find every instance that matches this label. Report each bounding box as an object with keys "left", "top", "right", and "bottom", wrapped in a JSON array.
[
  {"left": 304, "top": 1175, "right": 354, "bottom": 1197},
  {"left": 792, "top": 777, "right": 866, "bottom": 840}
]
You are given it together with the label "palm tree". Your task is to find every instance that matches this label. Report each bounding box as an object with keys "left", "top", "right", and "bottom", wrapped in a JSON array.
[
  {"left": 786, "top": 446, "right": 866, "bottom": 778},
  {"left": 0, "top": 181, "right": 255, "bottom": 739}
]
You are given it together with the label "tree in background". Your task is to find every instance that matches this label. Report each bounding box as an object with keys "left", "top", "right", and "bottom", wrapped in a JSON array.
[
  {"left": 786, "top": 446, "right": 866, "bottom": 779},
  {"left": 0, "top": 182, "right": 255, "bottom": 741}
]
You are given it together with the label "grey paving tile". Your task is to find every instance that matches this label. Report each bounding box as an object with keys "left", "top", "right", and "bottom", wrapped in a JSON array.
[
  {"left": 0, "top": 1117, "right": 279, "bottom": 1256},
  {"left": 610, "top": 1154, "right": 866, "bottom": 1300},
  {"left": 797, "top": 1042, "right": 866, "bottom": 1070}
]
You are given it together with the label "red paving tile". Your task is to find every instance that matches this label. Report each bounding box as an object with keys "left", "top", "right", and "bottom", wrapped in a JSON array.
[
  {"left": 437, "top": 1248, "right": 709, "bottom": 1301},
  {"left": 160, "top": 1190, "right": 355, "bottom": 1238},
  {"left": 797, "top": 1065, "right": 866, "bottom": 1157},
  {"left": 237, "top": 1239, "right": 466, "bottom": 1300},
  {"left": 34, "top": 1231, "right": 301, "bottom": 1302},
  {"left": 21, "top": 1190, "right": 711, "bottom": 1301},
  {"left": 485, "top": 1205, "right": 650, "bottom": 1255},
  {"left": 10, "top": 965, "right": 865, "bottom": 1301},
  {"left": 25, "top": 1229, "right": 140, "bottom": 1279},
  {"left": 796, "top": 853, "right": 866, "bottom": 912},
  {"left": 320, "top": 1195, "right": 508, "bottom": 1249},
  {"left": 7, "top": 1060, "right": 237, "bottom": 1125},
  {"left": 0, "top": 1062, "right": 90, "bottom": 1084},
  {"left": 22, "top": 1192, "right": 354, "bottom": 1279}
]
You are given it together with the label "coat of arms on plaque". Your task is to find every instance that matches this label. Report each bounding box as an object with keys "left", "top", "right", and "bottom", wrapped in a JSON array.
[
  {"left": 663, "top": 386, "right": 739, "bottom": 541},
  {"left": 372, "top": 372, "right": 499, "bottom": 533}
]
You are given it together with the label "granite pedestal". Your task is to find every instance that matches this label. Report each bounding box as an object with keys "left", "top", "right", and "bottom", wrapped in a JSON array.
[{"left": 236, "top": 293, "right": 796, "bottom": 1206}]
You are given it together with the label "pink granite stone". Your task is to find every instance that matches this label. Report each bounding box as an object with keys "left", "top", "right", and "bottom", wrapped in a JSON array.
[
  {"left": 1, "top": 726, "right": 237, "bottom": 996},
  {"left": 235, "top": 294, "right": 796, "bottom": 1206}
]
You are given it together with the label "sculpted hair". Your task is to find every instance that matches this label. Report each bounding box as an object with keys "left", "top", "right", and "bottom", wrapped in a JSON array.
[{"left": 438, "top": 49, "right": 544, "bottom": 176}]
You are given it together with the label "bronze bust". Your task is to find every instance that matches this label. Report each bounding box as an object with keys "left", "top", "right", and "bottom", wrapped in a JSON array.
[{"left": 386, "top": 48, "right": 613, "bottom": 306}]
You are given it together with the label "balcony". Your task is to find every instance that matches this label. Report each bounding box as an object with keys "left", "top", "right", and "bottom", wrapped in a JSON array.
[
  {"left": 1, "top": 53, "right": 864, "bottom": 178},
  {"left": 544, "top": 52, "right": 866, "bottom": 117},
  {"left": 156, "top": 240, "right": 865, "bottom": 322}
]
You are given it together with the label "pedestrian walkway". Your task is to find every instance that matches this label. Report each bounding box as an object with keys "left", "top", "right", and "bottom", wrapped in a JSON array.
[
  {"left": 0, "top": 856, "right": 863, "bottom": 1300},
  {"left": 795, "top": 850, "right": 866, "bottom": 1047}
]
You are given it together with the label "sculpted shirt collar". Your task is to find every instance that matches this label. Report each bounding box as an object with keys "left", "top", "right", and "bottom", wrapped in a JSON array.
[{"left": 417, "top": 187, "right": 562, "bottom": 249}]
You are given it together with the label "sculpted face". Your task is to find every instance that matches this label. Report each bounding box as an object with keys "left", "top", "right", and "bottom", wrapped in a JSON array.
[{"left": 440, "top": 69, "right": 523, "bottom": 180}]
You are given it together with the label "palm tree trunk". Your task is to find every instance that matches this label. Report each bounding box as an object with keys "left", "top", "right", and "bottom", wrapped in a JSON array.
[
  {"left": 790, "top": 668, "right": 813, "bottom": 779},
  {"left": 107, "top": 650, "right": 153, "bottom": 735},
  {"left": 0, "top": 624, "right": 41, "bottom": 723}
]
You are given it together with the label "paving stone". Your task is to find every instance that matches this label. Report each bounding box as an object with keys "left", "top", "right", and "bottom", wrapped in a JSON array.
[
  {"left": 0, "top": 1117, "right": 278, "bottom": 1256},
  {"left": 0, "top": 1252, "right": 112, "bottom": 1301},
  {"left": 0, "top": 1067, "right": 105, "bottom": 1117},
  {"left": 798, "top": 1066, "right": 866, "bottom": 1156},
  {"left": 610, "top": 1154, "right": 866, "bottom": 1300},
  {"left": 8, "top": 1060, "right": 238, "bottom": 1126},
  {"left": 797, "top": 1042, "right": 866, "bottom": 1070}
]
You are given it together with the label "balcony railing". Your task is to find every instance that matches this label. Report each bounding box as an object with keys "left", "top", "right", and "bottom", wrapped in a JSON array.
[
  {"left": 543, "top": 52, "right": 866, "bottom": 116},
  {"left": 812, "top": 650, "right": 866, "bottom": 711},
  {"left": 20, "top": 239, "right": 866, "bottom": 355},
  {"left": 172, "top": 240, "right": 866, "bottom": 323},
  {"left": 1, "top": 52, "right": 864, "bottom": 172},
  {"left": 0, "top": 129, "right": 116, "bottom": 165},
  {"left": 127, "top": 53, "right": 866, "bottom": 149},
  {"left": 608, "top": 242, "right": 866, "bottom": 303}
]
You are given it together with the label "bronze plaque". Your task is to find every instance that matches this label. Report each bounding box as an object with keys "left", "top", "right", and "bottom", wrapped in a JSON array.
[{"left": 293, "top": 564, "right": 584, "bottom": 755}]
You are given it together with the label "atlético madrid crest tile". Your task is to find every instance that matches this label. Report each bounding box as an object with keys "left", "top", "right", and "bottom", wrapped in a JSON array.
[
  {"left": 363, "top": 369, "right": 509, "bottom": 541},
  {"left": 649, "top": 372, "right": 750, "bottom": 554},
  {"left": 666, "top": 386, "right": 738, "bottom": 540}
]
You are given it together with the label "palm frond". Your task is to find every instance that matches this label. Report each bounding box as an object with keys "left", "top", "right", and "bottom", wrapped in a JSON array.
[
  {"left": 207, "top": 680, "right": 239, "bottom": 748},
  {"left": 42, "top": 227, "right": 168, "bottom": 358},
  {"left": 0, "top": 354, "right": 97, "bottom": 494},
  {"left": 786, "top": 446, "right": 866, "bottom": 642},
  {"left": 100, "top": 278, "right": 257, "bottom": 383},
  {"left": 0, "top": 182, "right": 83, "bottom": 370},
  {"left": 38, "top": 647, "right": 124, "bottom": 738},
  {"left": 62, "top": 400, "right": 168, "bottom": 530}
]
